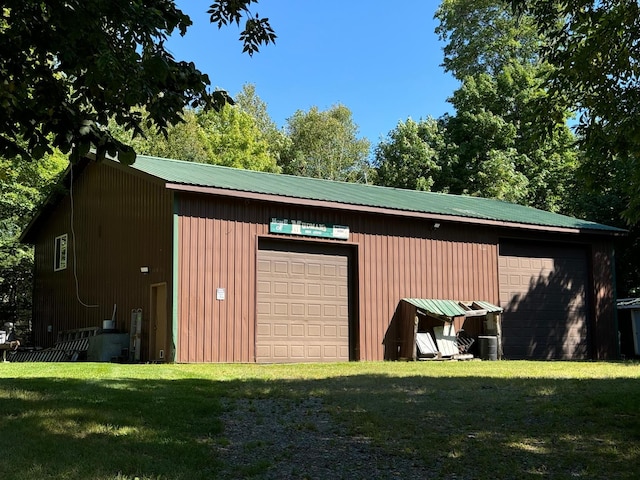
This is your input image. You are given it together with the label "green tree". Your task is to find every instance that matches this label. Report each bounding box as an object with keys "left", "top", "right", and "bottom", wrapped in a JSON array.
[
  {"left": 436, "top": 0, "right": 541, "bottom": 79},
  {"left": 510, "top": 0, "right": 640, "bottom": 224},
  {"left": 568, "top": 149, "right": 639, "bottom": 297},
  {"left": 109, "top": 109, "right": 209, "bottom": 163},
  {"left": 0, "top": 1, "right": 275, "bottom": 164},
  {"left": 375, "top": 118, "right": 447, "bottom": 191},
  {"left": 434, "top": 0, "right": 577, "bottom": 211},
  {"left": 0, "top": 152, "right": 66, "bottom": 337},
  {"left": 442, "top": 62, "right": 576, "bottom": 210},
  {"left": 234, "top": 83, "right": 291, "bottom": 166},
  {"left": 197, "top": 104, "right": 279, "bottom": 172},
  {"left": 281, "top": 105, "right": 372, "bottom": 182},
  {"left": 110, "top": 105, "right": 279, "bottom": 172}
]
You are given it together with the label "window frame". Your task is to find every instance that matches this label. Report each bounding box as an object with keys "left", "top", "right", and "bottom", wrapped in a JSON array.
[{"left": 54, "top": 234, "right": 68, "bottom": 271}]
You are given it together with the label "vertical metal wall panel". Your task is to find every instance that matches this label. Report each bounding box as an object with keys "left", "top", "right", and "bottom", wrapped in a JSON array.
[
  {"left": 351, "top": 220, "right": 499, "bottom": 360},
  {"left": 31, "top": 162, "right": 173, "bottom": 354},
  {"left": 590, "top": 240, "right": 616, "bottom": 359},
  {"left": 177, "top": 196, "right": 267, "bottom": 362}
]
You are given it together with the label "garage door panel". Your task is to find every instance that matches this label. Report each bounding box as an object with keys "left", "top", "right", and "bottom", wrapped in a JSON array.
[
  {"left": 324, "top": 325, "right": 337, "bottom": 337},
  {"left": 291, "top": 262, "right": 305, "bottom": 275},
  {"left": 291, "top": 324, "right": 305, "bottom": 336},
  {"left": 256, "top": 323, "right": 271, "bottom": 336},
  {"left": 257, "top": 280, "right": 271, "bottom": 293},
  {"left": 256, "top": 246, "right": 350, "bottom": 363},
  {"left": 256, "top": 302, "right": 270, "bottom": 315},
  {"left": 323, "top": 284, "right": 337, "bottom": 297},
  {"left": 273, "top": 303, "right": 288, "bottom": 315},
  {"left": 307, "top": 324, "right": 321, "bottom": 336},
  {"left": 307, "top": 263, "right": 321, "bottom": 276},
  {"left": 290, "top": 283, "right": 305, "bottom": 295},
  {"left": 499, "top": 242, "right": 589, "bottom": 360},
  {"left": 274, "top": 261, "right": 288, "bottom": 274},
  {"left": 290, "top": 303, "right": 305, "bottom": 316},
  {"left": 323, "top": 304, "right": 338, "bottom": 317},
  {"left": 307, "top": 304, "right": 321, "bottom": 316}
]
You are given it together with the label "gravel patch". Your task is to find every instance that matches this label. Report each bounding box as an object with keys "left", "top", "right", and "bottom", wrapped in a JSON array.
[{"left": 215, "top": 397, "right": 432, "bottom": 479}]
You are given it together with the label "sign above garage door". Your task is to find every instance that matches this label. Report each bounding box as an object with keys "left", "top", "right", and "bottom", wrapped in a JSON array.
[{"left": 270, "top": 218, "right": 350, "bottom": 240}]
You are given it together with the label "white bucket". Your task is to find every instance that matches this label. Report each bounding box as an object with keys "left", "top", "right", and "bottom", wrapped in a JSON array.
[{"left": 102, "top": 320, "right": 115, "bottom": 330}]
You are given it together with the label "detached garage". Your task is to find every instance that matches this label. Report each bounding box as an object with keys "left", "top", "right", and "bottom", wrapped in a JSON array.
[{"left": 21, "top": 154, "right": 624, "bottom": 362}]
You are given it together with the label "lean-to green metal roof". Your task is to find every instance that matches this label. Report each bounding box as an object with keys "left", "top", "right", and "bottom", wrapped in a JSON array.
[
  {"left": 472, "top": 301, "right": 504, "bottom": 313},
  {"left": 402, "top": 299, "right": 503, "bottom": 319},
  {"left": 403, "top": 299, "right": 468, "bottom": 318},
  {"left": 126, "top": 155, "right": 624, "bottom": 234}
]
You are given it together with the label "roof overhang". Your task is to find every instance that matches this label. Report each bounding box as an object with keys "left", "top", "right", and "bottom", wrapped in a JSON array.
[{"left": 166, "top": 183, "right": 625, "bottom": 237}]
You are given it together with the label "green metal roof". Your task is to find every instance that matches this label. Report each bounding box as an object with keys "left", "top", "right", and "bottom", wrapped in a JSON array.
[
  {"left": 403, "top": 299, "right": 468, "bottom": 318},
  {"left": 402, "top": 299, "right": 503, "bottom": 318},
  {"left": 472, "top": 301, "right": 503, "bottom": 314},
  {"left": 126, "top": 155, "right": 624, "bottom": 233}
]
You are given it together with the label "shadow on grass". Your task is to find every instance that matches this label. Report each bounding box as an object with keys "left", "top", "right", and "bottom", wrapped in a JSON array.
[{"left": 0, "top": 371, "right": 639, "bottom": 479}]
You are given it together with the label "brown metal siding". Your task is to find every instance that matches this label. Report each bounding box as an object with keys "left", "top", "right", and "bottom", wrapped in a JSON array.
[
  {"left": 176, "top": 194, "right": 499, "bottom": 362},
  {"left": 591, "top": 240, "right": 617, "bottom": 359},
  {"left": 31, "top": 163, "right": 173, "bottom": 357},
  {"left": 177, "top": 198, "right": 260, "bottom": 362},
  {"left": 353, "top": 221, "right": 498, "bottom": 360}
]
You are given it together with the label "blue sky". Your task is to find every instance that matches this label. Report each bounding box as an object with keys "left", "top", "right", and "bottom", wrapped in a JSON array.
[{"left": 167, "top": 1, "right": 458, "bottom": 146}]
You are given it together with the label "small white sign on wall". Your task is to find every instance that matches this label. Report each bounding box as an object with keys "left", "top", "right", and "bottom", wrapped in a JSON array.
[{"left": 216, "top": 288, "right": 225, "bottom": 301}]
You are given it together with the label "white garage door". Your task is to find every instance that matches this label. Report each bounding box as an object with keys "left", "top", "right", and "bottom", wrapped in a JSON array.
[
  {"left": 498, "top": 242, "right": 590, "bottom": 359},
  {"left": 256, "top": 247, "right": 350, "bottom": 363}
]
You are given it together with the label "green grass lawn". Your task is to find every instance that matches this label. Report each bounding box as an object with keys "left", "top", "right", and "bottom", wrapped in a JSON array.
[{"left": 0, "top": 361, "right": 639, "bottom": 479}]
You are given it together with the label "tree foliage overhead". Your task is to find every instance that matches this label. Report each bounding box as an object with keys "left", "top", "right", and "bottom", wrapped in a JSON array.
[
  {"left": 0, "top": 0, "right": 275, "bottom": 165},
  {"left": 197, "top": 104, "right": 279, "bottom": 172},
  {"left": 436, "top": 0, "right": 541, "bottom": 79},
  {"left": 443, "top": 60, "right": 577, "bottom": 211}
]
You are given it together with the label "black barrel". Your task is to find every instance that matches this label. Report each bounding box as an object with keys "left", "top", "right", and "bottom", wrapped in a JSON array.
[{"left": 478, "top": 335, "right": 498, "bottom": 360}]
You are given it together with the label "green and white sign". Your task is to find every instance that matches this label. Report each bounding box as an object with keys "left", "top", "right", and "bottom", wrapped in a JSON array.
[{"left": 269, "top": 218, "right": 350, "bottom": 240}]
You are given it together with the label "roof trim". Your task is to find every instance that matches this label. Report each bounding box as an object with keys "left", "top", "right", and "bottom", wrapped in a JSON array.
[
  {"left": 123, "top": 155, "right": 624, "bottom": 236},
  {"left": 20, "top": 153, "right": 628, "bottom": 243},
  {"left": 166, "top": 182, "right": 623, "bottom": 236}
]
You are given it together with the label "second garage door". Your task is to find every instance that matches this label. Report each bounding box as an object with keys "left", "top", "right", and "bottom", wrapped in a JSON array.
[
  {"left": 256, "top": 245, "right": 350, "bottom": 363},
  {"left": 498, "top": 241, "right": 590, "bottom": 359}
]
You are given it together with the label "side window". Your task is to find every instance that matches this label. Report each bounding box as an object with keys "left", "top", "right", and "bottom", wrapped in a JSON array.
[{"left": 54, "top": 234, "right": 68, "bottom": 271}]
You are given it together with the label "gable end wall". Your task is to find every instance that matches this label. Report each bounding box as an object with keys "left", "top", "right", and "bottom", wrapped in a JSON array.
[{"left": 31, "top": 162, "right": 173, "bottom": 355}]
